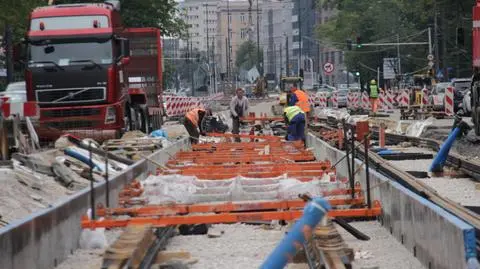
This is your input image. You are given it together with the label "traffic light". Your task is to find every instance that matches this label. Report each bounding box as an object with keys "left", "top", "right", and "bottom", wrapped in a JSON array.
[
  {"left": 356, "top": 36, "right": 362, "bottom": 48},
  {"left": 299, "top": 68, "right": 304, "bottom": 78},
  {"left": 346, "top": 39, "right": 352, "bottom": 51},
  {"left": 355, "top": 71, "right": 360, "bottom": 76}
]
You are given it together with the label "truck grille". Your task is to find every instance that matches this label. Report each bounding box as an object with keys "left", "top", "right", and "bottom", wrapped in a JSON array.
[
  {"left": 42, "top": 108, "right": 101, "bottom": 118},
  {"left": 36, "top": 87, "right": 106, "bottom": 104},
  {"left": 44, "top": 120, "right": 96, "bottom": 130}
]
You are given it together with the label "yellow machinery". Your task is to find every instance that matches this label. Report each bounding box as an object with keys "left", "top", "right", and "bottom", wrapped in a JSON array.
[
  {"left": 271, "top": 76, "right": 303, "bottom": 115},
  {"left": 279, "top": 76, "right": 303, "bottom": 105}
]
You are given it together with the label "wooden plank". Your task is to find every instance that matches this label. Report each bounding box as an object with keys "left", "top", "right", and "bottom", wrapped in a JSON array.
[
  {"left": 155, "top": 251, "right": 191, "bottom": 264},
  {"left": 102, "top": 225, "right": 155, "bottom": 269}
]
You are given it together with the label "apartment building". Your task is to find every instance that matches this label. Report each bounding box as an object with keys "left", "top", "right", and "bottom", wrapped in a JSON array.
[{"left": 261, "top": 0, "right": 293, "bottom": 80}]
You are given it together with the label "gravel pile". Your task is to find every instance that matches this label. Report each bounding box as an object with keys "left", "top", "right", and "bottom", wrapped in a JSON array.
[
  {"left": 166, "top": 223, "right": 306, "bottom": 269},
  {"left": 389, "top": 154, "right": 480, "bottom": 207},
  {"left": 166, "top": 222, "right": 424, "bottom": 269},
  {"left": 0, "top": 168, "right": 71, "bottom": 224},
  {"left": 418, "top": 177, "right": 480, "bottom": 206},
  {"left": 339, "top": 221, "right": 424, "bottom": 269}
]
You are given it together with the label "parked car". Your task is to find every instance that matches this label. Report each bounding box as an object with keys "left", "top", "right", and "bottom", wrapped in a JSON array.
[
  {"left": 336, "top": 89, "right": 349, "bottom": 108},
  {"left": 429, "top": 82, "right": 450, "bottom": 110},
  {"left": 452, "top": 78, "right": 471, "bottom": 114},
  {"left": 315, "top": 84, "right": 336, "bottom": 98},
  {"left": 0, "top": 81, "right": 26, "bottom": 103}
]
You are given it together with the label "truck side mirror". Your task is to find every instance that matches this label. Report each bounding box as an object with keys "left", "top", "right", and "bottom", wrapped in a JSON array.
[
  {"left": 121, "top": 38, "right": 130, "bottom": 58},
  {"left": 116, "top": 37, "right": 130, "bottom": 63}
]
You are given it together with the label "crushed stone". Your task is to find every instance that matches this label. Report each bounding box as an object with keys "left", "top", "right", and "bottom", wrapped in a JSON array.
[{"left": 338, "top": 221, "right": 424, "bottom": 269}]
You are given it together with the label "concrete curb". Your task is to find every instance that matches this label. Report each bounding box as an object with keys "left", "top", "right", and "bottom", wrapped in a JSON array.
[
  {"left": 0, "top": 138, "right": 190, "bottom": 269},
  {"left": 307, "top": 133, "right": 476, "bottom": 269}
]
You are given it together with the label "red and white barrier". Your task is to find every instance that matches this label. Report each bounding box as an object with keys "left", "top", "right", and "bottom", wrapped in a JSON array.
[
  {"left": 397, "top": 89, "right": 410, "bottom": 107},
  {"left": 347, "top": 92, "right": 356, "bottom": 109},
  {"left": 384, "top": 89, "right": 395, "bottom": 112},
  {"left": 331, "top": 91, "right": 338, "bottom": 108},
  {"left": 422, "top": 87, "right": 429, "bottom": 106},
  {"left": 164, "top": 92, "right": 224, "bottom": 117},
  {"left": 317, "top": 93, "right": 327, "bottom": 108},
  {"left": 445, "top": 86, "right": 454, "bottom": 116},
  {"left": 361, "top": 91, "right": 370, "bottom": 110},
  {"left": 308, "top": 95, "right": 315, "bottom": 107},
  {"left": 1, "top": 98, "right": 39, "bottom": 119},
  {"left": 378, "top": 90, "right": 386, "bottom": 112}
]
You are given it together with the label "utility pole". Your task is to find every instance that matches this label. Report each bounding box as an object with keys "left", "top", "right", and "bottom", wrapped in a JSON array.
[
  {"left": 204, "top": 3, "right": 210, "bottom": 67},
  {"left": 279, "top": 42, "right": 283, "bottom": 79},
  {"left": 227, "top": 0, "right": 231, "bottom": 80},
  {"left": 5, "top": 24, "right": 14, "bottom": 84},
  {"left": 225, "top": 37, "right": 229, "bottom": 79},
  {"left": 273, "top": 43, "right": 276, "bottom": 79},
  {"left": 396, "top": 34, "right": 401, "bottom": 77},
  {"left": 190, "top": 41, "right": 195, "bottom": 97},
  {"left": 256, "top": 0, "right": 262, "bottom": 76},
  {"left": 286, "top": 36, "right": 290, "bottom": 76},
  {"left": 212, "top": 38, "right": 216, "bottom": 93},
  {"left": 441, "top": 2, "right": 448, "bottom": 81},
  {"left": 434, "top": 0, "right": 440, "bottom": 73},
  {"left": 297, "top": 0, "right": 302, "bottom": 74}
]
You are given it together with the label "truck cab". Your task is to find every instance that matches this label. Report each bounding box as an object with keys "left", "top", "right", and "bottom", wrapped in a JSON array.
[{"left": 25, "top": 2, "right": 132, "bottom": 141}]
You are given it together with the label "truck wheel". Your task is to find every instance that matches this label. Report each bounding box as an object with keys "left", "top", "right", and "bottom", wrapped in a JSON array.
[
  {"left": 138, "top": 107, "right": 149, "bottom": 134},
  {"left": 124, "top": 105, "right": 134, "bottom": 132}
]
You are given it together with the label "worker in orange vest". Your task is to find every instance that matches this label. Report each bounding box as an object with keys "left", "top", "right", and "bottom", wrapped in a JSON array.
[
  {"left": 288, "top": 82, "right": 311, "bottom": 125},
  {"left": 184, "top": 107, "right": 212, "bottom": 144},
  {"left": 288, "top": 83, "right": 311, "bottom": 112}
]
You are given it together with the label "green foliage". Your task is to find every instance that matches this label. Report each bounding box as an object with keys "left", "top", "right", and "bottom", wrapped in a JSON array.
[
  {"left": 235, "top": 40, "right": 263, "bottom": 71},
  {"left": 318, "top": 0, "right": 474, "bottom": 81},
  {"left": 0, "top": 0, "right": 187, "bottom": 41}
]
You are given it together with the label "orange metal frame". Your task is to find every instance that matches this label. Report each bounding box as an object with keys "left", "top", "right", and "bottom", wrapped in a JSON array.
[
  {"left": 192, "top": 141, "right": 305, "bottom": 151},
  {"left": 82, "top": 201, "right": 382, "bottom": 228},
  {"left": 240, "top": 116, "right": 284, "bottom": 122},
  {"left": 206, "top": 133, "right": 282, "bottom": 141},
  {"left": 96, "top": 197, "right": 365, "bottom": 217}
]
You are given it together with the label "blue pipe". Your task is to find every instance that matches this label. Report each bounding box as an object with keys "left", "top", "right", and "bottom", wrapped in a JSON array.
[
  {"left": 377, "top": 150, "right": 400, "bottom": 155},
  {"left": 260, "top": 197, "right": 331, "bottom": 269},
  {"left": 429, "top": 127, "right": 461, "bottom": 173}
]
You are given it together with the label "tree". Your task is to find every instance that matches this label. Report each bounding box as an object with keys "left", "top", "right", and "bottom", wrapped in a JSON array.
[
  {"left": 235, "top": 40, "right": 263, "bottom": 71},
  {"left": 317, "top": 0, "right": 474, "bottom": 82},
  {"left": 0, "top": 0, "right": 187, "bottom": 41}
]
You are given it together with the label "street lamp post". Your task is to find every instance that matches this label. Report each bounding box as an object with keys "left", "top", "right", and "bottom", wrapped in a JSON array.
[{"left": 256, "top": 0, "right": 262, "bottom": 76}]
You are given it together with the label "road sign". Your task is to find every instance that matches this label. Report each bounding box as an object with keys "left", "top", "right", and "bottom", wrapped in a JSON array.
[
  {"left": 427, "top": 54, "right": 434, "bottom": 61},
  {"left": 323, "top": 62, "right": 334, "bottom": 75},
  {"left": 383, "top": 58, "right": 399, "bottom": 79}
]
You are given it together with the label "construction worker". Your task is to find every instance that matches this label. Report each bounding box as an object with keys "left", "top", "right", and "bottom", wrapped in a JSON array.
[
  {"left": 288, "top": 83, "right": 311, "bottom": 113},
  {"left": 368, "top": 79, "right": 379, "bottom": 113},
  {"left": 284, "top": 105, "right": 306, "bottom": 142},
  {"left": 230, "top": 88, "right": 249, "bottom": 142},
  {"left": 184, "top": 107, "right": 212, "bottom": 144}
]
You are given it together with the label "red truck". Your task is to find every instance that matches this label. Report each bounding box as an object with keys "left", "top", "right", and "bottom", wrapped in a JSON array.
[{"left": 25, "top": 1, "right": 164, "bottom": 141}]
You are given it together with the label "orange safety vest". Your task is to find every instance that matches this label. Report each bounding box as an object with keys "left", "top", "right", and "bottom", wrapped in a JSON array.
[
  {"left": 294, "top": 89, "right": 311, "bottom": 113},
  {"left": 185, "top": 108, "right": 204, "bottom": 127}
]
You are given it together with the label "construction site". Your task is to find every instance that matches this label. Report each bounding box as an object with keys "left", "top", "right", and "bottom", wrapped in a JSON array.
[
  {"left": 2, "top": 89, "right": 480, "bottom": 269},
  {"left": 3, "top": 1, "right": 480, "bottom": 269}
]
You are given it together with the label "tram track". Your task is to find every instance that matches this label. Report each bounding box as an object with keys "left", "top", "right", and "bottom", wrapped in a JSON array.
[{"left": 311, "top": 122, "right": 480, "bottom": 256}]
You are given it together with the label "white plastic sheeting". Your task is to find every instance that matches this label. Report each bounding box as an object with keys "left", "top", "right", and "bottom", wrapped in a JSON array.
[
  {"left": 313, "top": 107, "right": 369, "bottom": 126},
  {"left": 142, "top": 174, "right": 344, "bottom": 204}
]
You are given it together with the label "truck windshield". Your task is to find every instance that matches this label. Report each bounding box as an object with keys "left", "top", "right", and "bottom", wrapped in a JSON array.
[{"left": 28, "top": 39, "right": 113, "bottom": 67}]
